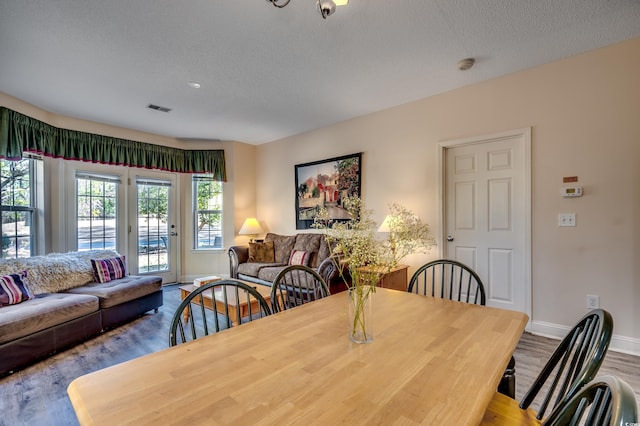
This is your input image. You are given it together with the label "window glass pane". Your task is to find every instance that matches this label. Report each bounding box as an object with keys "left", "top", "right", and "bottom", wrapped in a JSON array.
[
  {"left": 137, "top": 182, "right": 169, "bottom": 273},
  {"left": 0, "top": 159, "right": 35, "bottom": 258},
  {"left": 76, "top": 175, "right": 118, "bottom": 251},
  {"left": 193, "top": 175, "right": 222, "bottom": 249}
]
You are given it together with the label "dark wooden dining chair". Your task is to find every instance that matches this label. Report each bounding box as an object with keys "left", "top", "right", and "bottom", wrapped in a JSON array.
[
  {"left": 482, "top": 308, "right": 614, "bottom": 424},
  {"left": 542, "top": 375, "right": 637, "bottom": 426},
  {"left": 408, "top": 259, "right": 516, "bottom": 397},
  {"left": 519, "top": 308, "right": 614, "bottom": 419},
  {"left": 271, "top": 265, "right": 331, "bottom": 313},
  {"left": 169, "top": 279, "right": 271, "bottom": 346},
  {"left": 408, "top": 259, "right": 486, "bottom": 303}
]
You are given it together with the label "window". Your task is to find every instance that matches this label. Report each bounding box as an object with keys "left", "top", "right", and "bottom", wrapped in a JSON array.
[
  {"left": 0, "top": 158, "right": 37, "bottom": 258},
  {"left": 193, "top": 175, "right": 222, "bottom": 249},
  {"left": 76, "top": 173, "right": 120, "bottom": 251}
]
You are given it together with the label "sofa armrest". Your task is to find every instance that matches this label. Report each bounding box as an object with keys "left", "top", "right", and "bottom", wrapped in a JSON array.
[
  {"left": 317, "top": 255, "right": 350, "bottom": 290},
  {"left": 228, "top": 246, "right": 249, "bottom": 279}
]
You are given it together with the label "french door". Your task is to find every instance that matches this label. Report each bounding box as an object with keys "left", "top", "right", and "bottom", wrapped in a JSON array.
[{"left": 128, "top": 172, "right": 178, "bottom": 284}]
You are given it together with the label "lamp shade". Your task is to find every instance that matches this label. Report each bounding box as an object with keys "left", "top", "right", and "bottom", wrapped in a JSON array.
[
  {"left": 377, "top": 215, "right": 392, "bottom": 233},
  {"left": 239, "top": 218, "right": 264, "bottom": 236}
]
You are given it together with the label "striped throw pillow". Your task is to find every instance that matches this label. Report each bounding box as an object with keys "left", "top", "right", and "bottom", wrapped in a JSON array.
[
  {"left": 288, "top": 250, "right": 310, "bottom": 266},
  {"left": 0, "top": 270, "right": 35, "bottom": 307},
  {"left": 91, "top": 256, "right": 127, "bottom": 283}
]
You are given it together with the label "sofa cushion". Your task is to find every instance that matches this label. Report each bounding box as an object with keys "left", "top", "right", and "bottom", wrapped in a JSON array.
[
  {"left": 293, "top": 233, "right": 323, "bottom": 268},
  {"left": 65, "top": 275, "right": 162, "bottom": 309},
  {"left": 265, "top": 233, "right": 297, "bottom": 264},
  {"left": 0, "top": 271, "right": 35, "bottom": 307},
  {"left": 0, "top": 293, "right": 99, "bottom": 345},
  {"left": 248, "top": 241, "right": 275, "bottom": 263},
  {"left": 293, "top": 233, "right": 322, "bottom": 252},
  {"left": 237, "top": 262, "right": 286, "bottom": 278},
  {"left": 316, "top": 237, "right": 332, "bottom": 268},
  {"left": 257, "top": 266, "right": 291, "bottom": 284},
  {"left": 91, "top": 256, "right": 127, "bottom": 283}
]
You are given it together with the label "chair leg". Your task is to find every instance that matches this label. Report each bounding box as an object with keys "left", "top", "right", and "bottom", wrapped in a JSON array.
[{"left": 498, "top": 356, "right": 516, "bottom": 399}]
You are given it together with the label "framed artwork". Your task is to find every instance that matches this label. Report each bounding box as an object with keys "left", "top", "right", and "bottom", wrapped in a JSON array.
[{"left": 294, "top": 152, "right": 362, "bottom": 229}]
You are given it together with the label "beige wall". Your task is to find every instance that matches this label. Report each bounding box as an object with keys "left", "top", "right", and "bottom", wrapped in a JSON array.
[
  {"left": 256, "top": 37, "right": 640, "bottom": 350},
  {"left": 178, "top": 140, "right": 257, "bottom": 280}
]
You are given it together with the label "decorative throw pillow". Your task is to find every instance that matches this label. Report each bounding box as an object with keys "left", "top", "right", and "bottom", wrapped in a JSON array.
[
  {"left": 248, "top": 241, "right": 275, "bottom": 263},
  {"left": 91, "top": 256, "right": 127, "bottom": 283},
  {"left": 289, "top": 250, "right": 311, "bottom": 266},
  {"left": 0, "top": 270, "right": 35, "bottom": 307}
]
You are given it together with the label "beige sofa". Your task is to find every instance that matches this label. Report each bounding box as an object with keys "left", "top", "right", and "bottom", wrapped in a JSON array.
[
  {"left": 228, "top": 233, "right": 346, "bottom": 293},
  {"left": 0, "top": 250, "right": 162, "bottom": 376}
]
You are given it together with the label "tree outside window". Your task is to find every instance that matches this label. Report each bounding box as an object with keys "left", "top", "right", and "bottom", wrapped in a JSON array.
[
  {"left": 0, "top": 158, "right": 35, "bottom": 258},
  {"left": 76, "top": 174, "right": 118, "bottom": 251}
]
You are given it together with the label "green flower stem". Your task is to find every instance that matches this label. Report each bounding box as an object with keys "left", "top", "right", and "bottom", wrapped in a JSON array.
[{"left": 349, "top": 284, "right": 373, "bottom": 342}]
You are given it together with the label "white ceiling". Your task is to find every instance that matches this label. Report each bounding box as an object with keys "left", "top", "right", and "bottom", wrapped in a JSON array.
[{"left": 1, "top": 0, "right": 639, "bottom": 145}]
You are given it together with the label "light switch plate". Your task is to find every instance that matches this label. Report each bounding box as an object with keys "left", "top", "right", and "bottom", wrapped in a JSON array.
[
  {"left": 586, "top": 294, "right": 600, "bottom": 309},
  {"left": 558, "top": 213, "right": 576, "bottom": 227}
]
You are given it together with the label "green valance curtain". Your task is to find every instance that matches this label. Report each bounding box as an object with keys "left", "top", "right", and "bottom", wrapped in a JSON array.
[{"left": 0, "top": 107, "right": 226, "bottom": 180}]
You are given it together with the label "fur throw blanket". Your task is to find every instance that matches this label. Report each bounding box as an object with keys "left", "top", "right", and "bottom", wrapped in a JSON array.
[{"left": 0, "top": 250, "right": 120, "bottom": 294}]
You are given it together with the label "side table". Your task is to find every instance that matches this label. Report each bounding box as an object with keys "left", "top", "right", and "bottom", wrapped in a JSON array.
[
  {"left": 357, "top": 264, "right": 409, "bottom": 292},
  {"left": 378, "top": 264, "right": 409, "bottom": 291}
]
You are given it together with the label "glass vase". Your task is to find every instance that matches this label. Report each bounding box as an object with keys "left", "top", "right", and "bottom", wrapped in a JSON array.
[{"left": 347, "top": 286, "right": 374, "bottom": 343}]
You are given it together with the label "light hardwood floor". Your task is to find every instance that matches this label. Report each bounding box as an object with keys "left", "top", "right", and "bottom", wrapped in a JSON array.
[{"left": 1, "top": 284, "right": 638, "bottom": 426}]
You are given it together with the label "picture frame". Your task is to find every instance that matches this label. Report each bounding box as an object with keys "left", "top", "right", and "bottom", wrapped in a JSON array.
[{"left": 294, "top": 152, "right": 362, "bottom": 230}]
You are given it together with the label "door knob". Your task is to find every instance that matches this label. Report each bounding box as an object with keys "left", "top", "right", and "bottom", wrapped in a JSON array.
[
  {"left": 446, "top": 235, "right": 454, "bottom": 242},
  {"left": 170, "top": 232, "right": 178, "bottom": 236}
]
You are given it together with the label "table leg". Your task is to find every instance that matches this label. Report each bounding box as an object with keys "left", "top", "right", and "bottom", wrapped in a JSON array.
[{"left": 180, "top": 289, "right": 190, "bottom": 324}]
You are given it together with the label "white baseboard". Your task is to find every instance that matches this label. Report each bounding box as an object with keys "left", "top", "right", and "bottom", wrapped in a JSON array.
[{"left": 529, "top": 320, "right": 640, "bottom": 357}]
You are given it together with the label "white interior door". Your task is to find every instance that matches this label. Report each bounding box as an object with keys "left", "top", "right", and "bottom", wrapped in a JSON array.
[
  {"left": 441, "top": 129, "right": 531, "bottom": 315},
  {"left": 128, "top": 172, "right": 178, "bottom": 284}
]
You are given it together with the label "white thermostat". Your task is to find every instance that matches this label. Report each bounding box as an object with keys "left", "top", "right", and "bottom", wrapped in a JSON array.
[{"left": 561, "top": 187, "right": 583, "bottom": 197}]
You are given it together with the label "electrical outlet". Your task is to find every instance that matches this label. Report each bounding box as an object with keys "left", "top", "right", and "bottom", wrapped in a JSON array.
[
  {"left": 558, "top": 213, "right": 576, "bottom": 227},
  {"left": 586, "top": 294, "right": 600, "bottom": 309}
]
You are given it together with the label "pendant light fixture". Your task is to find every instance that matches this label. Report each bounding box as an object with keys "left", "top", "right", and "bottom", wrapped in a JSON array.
[{"left": 266, "top": 0, "right": 349, "bottom": 19}]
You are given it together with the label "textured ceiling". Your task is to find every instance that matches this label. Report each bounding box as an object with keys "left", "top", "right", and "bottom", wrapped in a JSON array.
[{"left": 1, "top": 0, "right": 639, "bottom": 144}]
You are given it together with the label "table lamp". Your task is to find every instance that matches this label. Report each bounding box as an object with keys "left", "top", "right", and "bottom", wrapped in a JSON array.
[
  {"left": 239, "top": 218, "right": 264, "bottom": 242},
  {"left": 377, "top": 215, "right": 392, "bottom": 233},
  {"left": 378, "top": 215, "right": 397, "bottom": 267}
]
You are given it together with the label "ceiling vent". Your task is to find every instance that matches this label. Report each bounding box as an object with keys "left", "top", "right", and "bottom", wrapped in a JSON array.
[
  {"left": 457, "top": 58, "right": 475, "bottom": 71},
  {"left": 147, "top": 104, "right": 172, "bottom": 113}
]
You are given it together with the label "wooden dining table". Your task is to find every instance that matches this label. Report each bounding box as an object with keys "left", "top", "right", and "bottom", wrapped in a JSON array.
[{"left": 68, "top": 288, "right": 528, "bottom": 425}]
